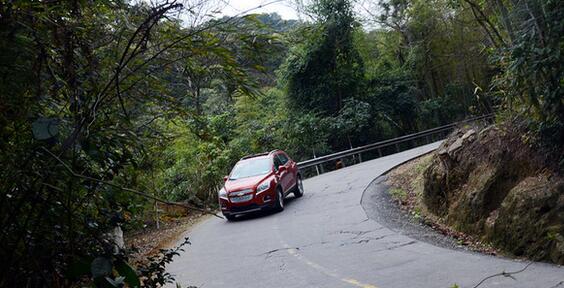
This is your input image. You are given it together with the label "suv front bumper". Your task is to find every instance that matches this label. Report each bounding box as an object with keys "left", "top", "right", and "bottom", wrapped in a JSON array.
[
  {"left": 221, "top": 202, "right": 274, "bottom": 216},
  {"left": 220, "top": 189, "right": 276, "bottom": 216}
]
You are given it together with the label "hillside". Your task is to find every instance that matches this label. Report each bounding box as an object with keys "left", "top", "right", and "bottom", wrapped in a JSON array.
[{"left": 422, "top": 121, "right": 563, "bottom": 264}]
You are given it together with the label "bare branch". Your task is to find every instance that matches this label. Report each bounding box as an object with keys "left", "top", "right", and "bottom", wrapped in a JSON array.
[
  {"left": 462, "top": 0, "right": 507, "bottom": 47},
  {"left": 472, "top": 262, "right": 533, "bottom": 288}
]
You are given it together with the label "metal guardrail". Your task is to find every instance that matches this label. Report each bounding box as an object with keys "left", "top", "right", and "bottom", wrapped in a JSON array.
[{"left": 297, "top": 114, "right": 494, "bottom": 170}]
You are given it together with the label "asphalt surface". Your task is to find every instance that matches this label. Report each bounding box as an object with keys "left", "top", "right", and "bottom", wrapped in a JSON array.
[
  {"left": 363, "top": 175, "right": 463, "bottom": 251},
  {"left": 167, "top": 142, "right": 563, "bottom": 288}
]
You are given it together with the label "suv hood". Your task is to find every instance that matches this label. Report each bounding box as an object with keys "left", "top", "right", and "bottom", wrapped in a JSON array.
[{"left": 224, "top": 173, "right": 271, "bottom": 193}]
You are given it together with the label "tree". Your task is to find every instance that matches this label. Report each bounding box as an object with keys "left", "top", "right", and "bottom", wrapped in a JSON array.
[
  {"left": 332, "top": 98, "right": 372, "bottom": 148},
  {"left": 0, "top": 1, "right": 268, "bottom": 286},
  {"left": 283, "top": 0, "right": 365, "bottom": 116},
  {"left": 488, "top": 0, "right": 563, "bottom": 144}
]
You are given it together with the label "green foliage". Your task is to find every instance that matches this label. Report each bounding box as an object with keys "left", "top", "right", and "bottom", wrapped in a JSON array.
[
  {"left": 0, "top": 1, "right": 273, "bottom": 286},
  {"left": 389, "top": 187, "right": 408, "bottom": 203},
  {"left": 283, "top": 0, "right": 365, "bottom": 116},
  {"left": 1, "top": 0, "right": 561, "bottom": 285},
  {"left": 137, "top": 238, "right": 195, "bottom": 287},
  {"left": 332, "top": 98, "right": 372, "bottom": 146},
  {"left": 158, "top": 117, "right": 234, "bottom": 203},
  {"left": 490, "top": 0, "right": 563, "bottom": 145},
  {"left": 231, "top": 87, "right": 331, "bottom": 161}
]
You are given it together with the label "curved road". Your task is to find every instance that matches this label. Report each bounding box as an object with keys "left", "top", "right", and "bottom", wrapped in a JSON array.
[{"left": 167, "top": 143, "right": 563, "bottom": 288}]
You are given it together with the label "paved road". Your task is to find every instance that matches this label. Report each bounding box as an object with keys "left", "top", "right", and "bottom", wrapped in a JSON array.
[{"left": 167, "top": 143, "right": 563, "bottom": 288}]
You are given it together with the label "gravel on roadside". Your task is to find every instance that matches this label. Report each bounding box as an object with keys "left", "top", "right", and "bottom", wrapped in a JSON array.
[{"left": 362, "top": 153, "right": 499, "bottom": 255}]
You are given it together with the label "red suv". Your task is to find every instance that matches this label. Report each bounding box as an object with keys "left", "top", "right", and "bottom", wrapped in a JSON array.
[{"left": 218, "top": 150, "right": 304, "bottom": 221}]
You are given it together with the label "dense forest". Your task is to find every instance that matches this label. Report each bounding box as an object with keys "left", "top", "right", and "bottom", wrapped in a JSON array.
[{"left": 0, "top": 0, "right": 561, "bottom": 286}]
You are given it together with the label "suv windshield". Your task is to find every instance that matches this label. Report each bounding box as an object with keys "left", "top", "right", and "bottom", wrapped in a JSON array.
[{"left": 229, "top": 158, "right": 272, "bottom": 180}]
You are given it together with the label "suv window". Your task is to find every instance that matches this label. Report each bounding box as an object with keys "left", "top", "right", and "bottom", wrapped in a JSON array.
[
  {"left": 277, "top": 153, "right": 289, "bottom": 165},
  {"left": 230, "top": 158, "right": 272, "bottom": 180},
  {"left": 273, "top": 155, "right": 283, "bottom": 171}
]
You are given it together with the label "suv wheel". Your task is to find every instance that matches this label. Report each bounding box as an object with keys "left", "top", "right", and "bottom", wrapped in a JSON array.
[
  {"left": 225, "top": 214, "right": 236, "bottom": 221},
  {"left": 274, "top": 188, "right": 284, "bottom": 212},
  {"left": 294, "top": 175, "right": 304, "bottom": 198}
]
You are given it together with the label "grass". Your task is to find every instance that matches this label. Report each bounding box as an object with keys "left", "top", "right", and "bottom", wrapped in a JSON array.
[
  {"left": 389, "top": 187, "right": 408, "bottom": 203},
  {"left": 414, "top": 156, "right": 432, "bottom": 175}
]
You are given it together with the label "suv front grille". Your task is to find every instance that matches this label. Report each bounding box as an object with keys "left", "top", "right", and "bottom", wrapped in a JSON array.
[
  {"left": 229, "top": 188, "right": 253, "bottom": 196},
  {"left": 230, "top": 204, "right": 259, "bottom": 212},
  {"left": 230, "top": 194, "right": 253, "bottom": 203}
]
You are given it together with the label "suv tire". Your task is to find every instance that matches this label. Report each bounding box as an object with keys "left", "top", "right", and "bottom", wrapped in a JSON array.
[
  {"left": 274, "top": 187, "right": 284, "bottom": 212},
  {"left": 293, "top": 175, "right": 304, "bottom": 198}
]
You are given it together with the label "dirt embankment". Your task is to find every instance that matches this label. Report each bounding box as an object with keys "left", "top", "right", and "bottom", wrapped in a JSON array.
[
  {"left": 422, "top": 122, "right": 563, "bottom": 264},
  {"left": 125, "top": 204, "right": 209, "bottom": 266},
  {"left": 386, "top": 154, "right": 498, "bottom": 254}
]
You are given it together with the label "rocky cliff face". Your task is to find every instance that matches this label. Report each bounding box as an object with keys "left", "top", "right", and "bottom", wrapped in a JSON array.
[{"left": 423, "top": 123, "right": 564, "bottom": 264}]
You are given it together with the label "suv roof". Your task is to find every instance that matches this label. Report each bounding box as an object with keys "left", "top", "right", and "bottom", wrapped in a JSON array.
[{"left": 240, "top": 150, "right": 280, "bottom": 160}]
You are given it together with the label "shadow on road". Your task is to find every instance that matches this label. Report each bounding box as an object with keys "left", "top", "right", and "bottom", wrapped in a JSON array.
[{"left": 227, "top": 195, "right": 299, "bottom": 222}]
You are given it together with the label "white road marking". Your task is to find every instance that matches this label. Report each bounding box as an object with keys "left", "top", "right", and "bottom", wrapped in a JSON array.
[{"left": 278, "top": 234, "right": 379, "bottom": 288}]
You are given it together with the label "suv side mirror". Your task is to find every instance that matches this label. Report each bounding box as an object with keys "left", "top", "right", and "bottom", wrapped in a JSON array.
[
  {"left": 278, "top": 165, "right": 286, "bottom": 173},
  {"left": 223, "top": 176, "right": 229, "bottom": 182}
]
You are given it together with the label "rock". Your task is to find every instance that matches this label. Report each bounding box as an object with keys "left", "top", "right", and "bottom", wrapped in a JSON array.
[
  {"left": 105, "top": 226, "right": 125, "bottom": 254},
  {"left": 446, "top": 129, "right": 476, "bottom": 156},
  {"left": 422, "top": 123, "right": 563, "bottom": 264},
  {"left": 553, "top": 234, "right": 564, "bottom": 264},
  {"left": 423, "top": 158, "right": 449, "bottom": 215},
  {"left": 461, "top": 129, "right": 475, "bottom": 141},
  {"left": 484, "top": 209, "right": 499, "bottom": 231},
  {"left": 437, "top": 148, "right": 448, "bottom": 155},
  {"left": 491, "top": 176, "right": 563, "bottom": 263},
  {"left": 447, "top": 137, "right": 464, "bottom": 154}
]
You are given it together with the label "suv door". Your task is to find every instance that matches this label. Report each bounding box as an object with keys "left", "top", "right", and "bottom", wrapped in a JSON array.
[
  {"left": 276, "top": 153, "right": 294, "bottom": 193},
  {"left": 273, "top": 155, "right": 287, "bottom": 192},
  {"left": 281, "top": 152, "right": 297, "bottom": 181},
  {"left": 286, "top": 153, "right": 298, "bottom": 187}
]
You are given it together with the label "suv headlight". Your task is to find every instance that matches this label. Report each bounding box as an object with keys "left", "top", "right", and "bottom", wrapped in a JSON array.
[
  {"left": 256, "top": 180, "right": 270, "bottom": 194},
  {"left": 218, "top": 187, "right": 228, "bottom": 199}
]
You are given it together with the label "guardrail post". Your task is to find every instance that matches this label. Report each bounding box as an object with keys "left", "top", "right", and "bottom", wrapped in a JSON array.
[
  {"left": 395, "top": 143, "right": 400, "bottom": 153},
  {"left": 358, "top": 153, "right": 362, "bottom": 163},
  {"left": 378, "top": 148, "right": 382, "bottom": 158}
]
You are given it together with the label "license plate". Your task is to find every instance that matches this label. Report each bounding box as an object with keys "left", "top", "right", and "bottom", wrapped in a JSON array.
[{"left": 230, "top": 194, "right": 253, "bottom": 203}]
